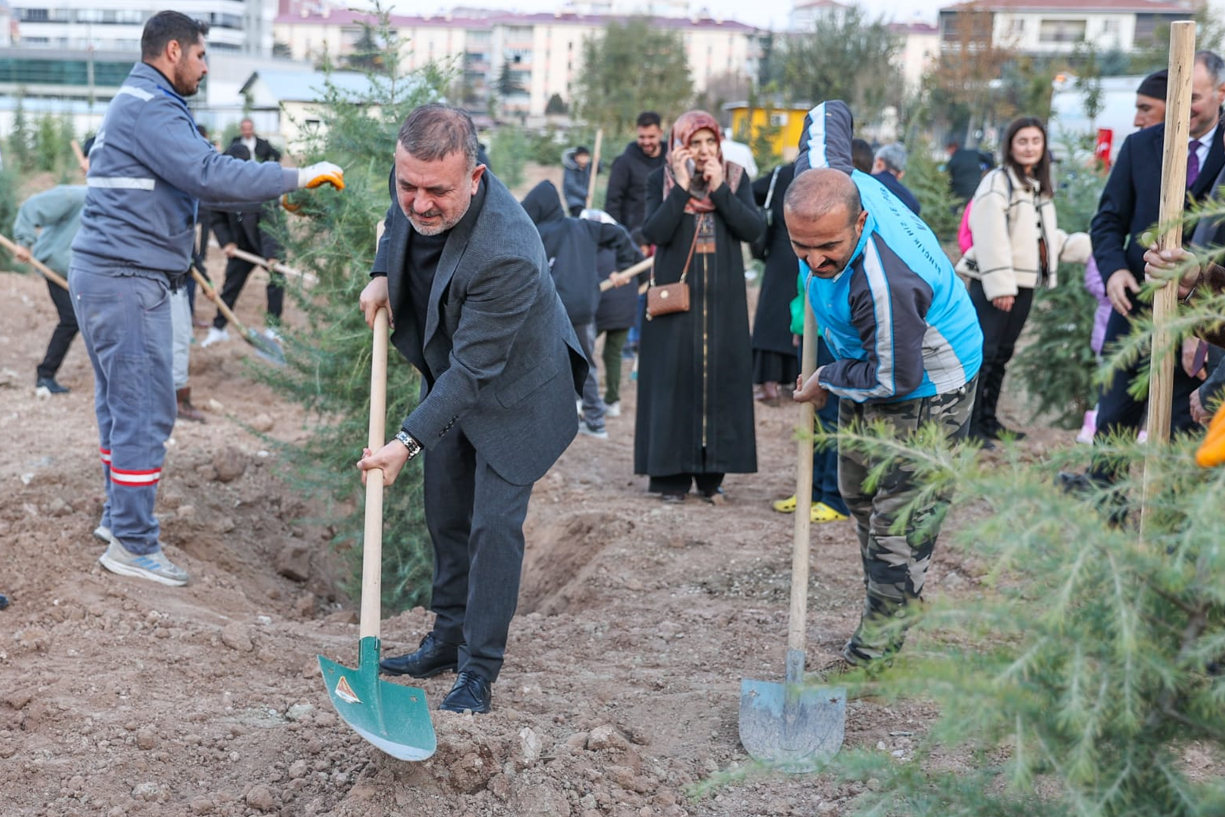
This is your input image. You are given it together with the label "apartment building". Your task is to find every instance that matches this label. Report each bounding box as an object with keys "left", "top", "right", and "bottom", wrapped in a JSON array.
[
  {"left": 938, "top": 0, "right": 1196, "bottom": 55},
  {"left": 273, "top": 8, "right": 760, "bottom": 118}
]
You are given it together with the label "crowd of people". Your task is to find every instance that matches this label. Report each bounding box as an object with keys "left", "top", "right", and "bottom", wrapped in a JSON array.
[{"left": 10, "top": 9, "right": 1225, "bottom": 714}]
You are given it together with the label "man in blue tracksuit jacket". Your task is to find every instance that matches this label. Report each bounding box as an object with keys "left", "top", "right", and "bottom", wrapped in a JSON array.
[
  {"left": 789, "top": 100, "right": 983, "bottom": 668},
  {"left": 70, "top": 11, "right": 344, "bottom": 586}
]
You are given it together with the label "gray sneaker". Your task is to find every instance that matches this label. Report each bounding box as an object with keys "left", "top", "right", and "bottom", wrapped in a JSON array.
[
  {"left": 577, "top": 422, "right": 609, "bottom": 440},
  {"left": 93, "top": 524, "right": 116, "bottom": 546},
  {"left": 99, "top": 541, "right": 189, "bottom": 587}
]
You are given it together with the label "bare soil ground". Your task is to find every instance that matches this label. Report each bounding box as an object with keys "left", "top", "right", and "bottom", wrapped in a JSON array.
[{"left": 0, "top": 236, "right": 1072, "bottom": 816}]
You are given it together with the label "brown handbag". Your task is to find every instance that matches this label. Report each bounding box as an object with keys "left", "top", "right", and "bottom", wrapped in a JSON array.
[{"left": 645, "top": 228, "right": 699, "bottom": 320}]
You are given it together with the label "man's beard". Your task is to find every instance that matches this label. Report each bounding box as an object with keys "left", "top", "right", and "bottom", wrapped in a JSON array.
[{"left": 409, "top": 209, "right": 464, "bottom": 236}]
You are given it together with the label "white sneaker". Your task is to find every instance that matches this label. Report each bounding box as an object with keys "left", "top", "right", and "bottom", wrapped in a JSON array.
[
  {"left": 605, "top": 401, "right": 621, "bottom": 418},
  {"left": 576, "top": 398, "right": 583, "bottom": 418},
  {"left": 1075, "top": 409, "right": 1096, "bottom": 445},
  {"left": 201, "top": 327, "right": 230, "bottom": 347},
  {"left": 99, "top": 540, "right": 189, "bottom": 587},
  {"left": 93, "top": 524, "right": 116, "bottom": 546},
  {"left": 263, "top": 326, "right": 281, "bottom": 342}
]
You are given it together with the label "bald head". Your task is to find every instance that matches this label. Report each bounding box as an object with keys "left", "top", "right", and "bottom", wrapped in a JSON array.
[
  {"left": 783, "top": 169, "right": 868, "bottom": 279},
  {"left": 784, "top": 168, "right": 862, "bottom": 227}
]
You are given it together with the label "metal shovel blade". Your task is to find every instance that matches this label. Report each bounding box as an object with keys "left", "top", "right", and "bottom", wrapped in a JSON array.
[
  {"left": 739, "top": 677, "right": 846, "bottom": 773},
  {"left": 318, "top": 636, "right": 436, "bottom": 761},
  {"left": 241, "top": 328, "right": 286, "bottom": 366}
]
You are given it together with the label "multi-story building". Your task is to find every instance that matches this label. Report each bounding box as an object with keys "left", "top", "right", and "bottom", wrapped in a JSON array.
[
  {"left": 937, "top": 0, "right": 1196, "bottom": 55},
  {"left": 273, "top": 7, "right": 761, "bottom": 119},
  {"left": 9, "top": 0, "right": 276, "bottom": 56}
]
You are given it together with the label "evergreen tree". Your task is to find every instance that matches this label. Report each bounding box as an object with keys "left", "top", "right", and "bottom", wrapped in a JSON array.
[
  {"left": 573, "top": 17, "right": 692, "bottom": 137},
  {"left": 255, "top": 10, "right": 449, "bottom": 612}
]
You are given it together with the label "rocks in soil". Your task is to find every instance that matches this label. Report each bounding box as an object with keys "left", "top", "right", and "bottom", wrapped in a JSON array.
[
  {"left": 276, "top": 542, "right": 311, "bottom": 582},
  {"left": 220, "top": 622, "right": 254, "bottom": 652},
  {"left": 245, "top": 784, "right": 277, "bottom": 812},
  {"left": 211, "top": 446, "right": 248, "bottom": 483},
  {"left": 249, "top": 413, "right": 275, "bottom": 432}
]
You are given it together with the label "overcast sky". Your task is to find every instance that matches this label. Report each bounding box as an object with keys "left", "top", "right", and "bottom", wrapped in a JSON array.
[{"left": 382, "top": 0, "right": 948, "bottom": 31}]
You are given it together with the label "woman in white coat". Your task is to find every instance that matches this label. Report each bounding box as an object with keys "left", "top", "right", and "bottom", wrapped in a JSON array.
[{"left": 957, "top": 116, "right": 1090, "bottom": 444}]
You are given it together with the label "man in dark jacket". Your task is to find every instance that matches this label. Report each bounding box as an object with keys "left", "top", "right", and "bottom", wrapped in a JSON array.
[
  {"left": 605, "top": 112, "right": 665, "bottom": 250},
  {"left": 522, "top": 181, "right": 640, "bottom": 439},
  {"left": 871, "top": 143, "right": 921, "bottom": 216},
  {"left": 230, "top": 117, "right": 281, "bottom": 163},
  {"left": 945, "top": 139, "right": 994, "bottom": 202},
  {"left": 562, "top": 145, "right": 592, "bottom": 216},
  {"left": 202, "top": 144, "right": 286, "bottom": 346}
]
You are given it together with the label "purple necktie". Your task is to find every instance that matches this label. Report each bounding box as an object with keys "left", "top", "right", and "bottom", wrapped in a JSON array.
[{"left": 1188, "top": 139, "right": 1201, "bottom": 188}]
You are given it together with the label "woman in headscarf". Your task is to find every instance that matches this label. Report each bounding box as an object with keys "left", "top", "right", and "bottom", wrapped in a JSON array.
[{"left": 635, "top": 110, "right": 764, "bottom": 503}]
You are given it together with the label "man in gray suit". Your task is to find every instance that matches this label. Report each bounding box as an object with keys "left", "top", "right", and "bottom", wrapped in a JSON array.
[{"left": 357, "top": 104, "right": 586, "bottom": 714}]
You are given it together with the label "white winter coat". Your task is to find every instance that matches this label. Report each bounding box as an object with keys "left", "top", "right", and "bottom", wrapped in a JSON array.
[{"left": 956, "top": 166, "right": 1091, "bottom": 301}]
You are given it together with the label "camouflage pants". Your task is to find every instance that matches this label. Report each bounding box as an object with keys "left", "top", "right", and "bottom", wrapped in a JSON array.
[{"left": 838, "top": 378, "right": 976, "bottom": 665}]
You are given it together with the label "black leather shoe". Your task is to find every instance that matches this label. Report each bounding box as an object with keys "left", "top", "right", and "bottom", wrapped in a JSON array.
[
  {"left": 379, "top": 633, "right": 459, "bottom": 678},
  {"left": 439, "top": 671, "right": 491, "bottom": 714},
  {"left": 35, "top": 376, "right": 70, "bottom": 394}
]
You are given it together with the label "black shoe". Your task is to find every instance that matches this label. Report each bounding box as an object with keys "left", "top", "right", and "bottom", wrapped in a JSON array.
[
  {"left": 0, "top": 592, "right": 8, "bottom": 610},
  {"left": 983, "top": 419, "right": 1025, "bottom": 441},
  {"left": 1057, "top": 471, "right": 1094, "bottom": 495},
  {"left": 35, "top": 376, "right": 70, "bottom": 394},
  {"left": 439, "top": 670, "right": 491, "bottom": 714},
  {"left": 968, "top": 429, "right": 996, "bottom": 450},
  {"left": 379, "top": 633, "right": 459, "bottom": 679}
]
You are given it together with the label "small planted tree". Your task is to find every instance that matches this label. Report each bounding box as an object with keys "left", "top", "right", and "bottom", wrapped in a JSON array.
[{"left": 255, "top": 8, "right": 449, "bottom": 612}]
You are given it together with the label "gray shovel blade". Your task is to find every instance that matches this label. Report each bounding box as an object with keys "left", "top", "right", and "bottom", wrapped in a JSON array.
[{"left": 739, "top": 678, "right": 846, "bottom": 772}]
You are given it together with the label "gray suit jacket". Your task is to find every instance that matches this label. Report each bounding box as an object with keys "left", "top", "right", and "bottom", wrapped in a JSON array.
[{"left": 372, "top": 170, "right": 587, "bottom": 486}]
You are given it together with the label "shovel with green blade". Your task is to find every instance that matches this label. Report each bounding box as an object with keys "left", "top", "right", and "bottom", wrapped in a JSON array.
[
  {"left": 317, "top": 306, "right": 436, "bottom": 761},
  {"left": 739, "top": 296, "right": 846, "bottom": 772}
]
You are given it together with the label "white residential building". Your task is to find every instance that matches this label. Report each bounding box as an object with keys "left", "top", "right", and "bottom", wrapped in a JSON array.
[
  {"left": 938, "top": 0, "right": 1196, "bottom": 55},
  {"left": 274, "top": 8, "right": 761, "bottom": 119},
  {"left": 9, "top": 0, "right": 276, "bottom": 56}
]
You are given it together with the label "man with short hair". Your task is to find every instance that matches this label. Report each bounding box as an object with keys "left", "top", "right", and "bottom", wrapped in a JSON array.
[
  {"left": 357, "top": 104, "right": 587, "bottom": 714},
  {"left": 71, "top": 11, "right": 343, "bottom": 586},
  {"left": 562, "top": 145, "right": 592, "bottom": 216},
  {"left": 871, "top": 143, "right": 920, "bottom": 216},
  {"left": 788, "top": 100, "right": 982, "bottom": 668},
  {"left": 1077, "top": 50, "right": 1225, "bottom": 498},
  {"left": 605, "top": 111, "right": 666, "bottom": 250},
  {"left": 945, "top": 138, "right": 994, "bottom": 202},
  {"left": 1134, "top": 69, "right": 1168, "bottom": 130},
  {"left": 230, "top": 117, "right": 281, "bottom": 163}
]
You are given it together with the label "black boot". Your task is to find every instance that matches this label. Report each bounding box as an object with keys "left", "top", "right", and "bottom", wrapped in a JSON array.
[
  {"left": 379, "top": 632, "right": 459, "bottom": 678},
  {"left": 35, "top": 376, "right": 70, "bottom": 395}
]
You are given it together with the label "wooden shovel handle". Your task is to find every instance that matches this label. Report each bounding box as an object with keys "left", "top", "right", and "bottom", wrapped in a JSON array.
[
  {"left": 789, "top": 296, "right": 819, "bottom": 655},
  {"left": 190, "top": 267, "right": 252, "bottom": 336},
  {"left": 585, "top": 129, "right": 603, "bottom": 210},
  {"left": 598, "top": 256, "right": 654, "bottom": 291},
  {"left": 0, "top": 233, "right": 69, "bottom": 290},
  {"left": 230, "top": 248, "right": 316, "bottom": 284},
  {"left": 360, "top": 307, "right": 389, "bottom": 641}
]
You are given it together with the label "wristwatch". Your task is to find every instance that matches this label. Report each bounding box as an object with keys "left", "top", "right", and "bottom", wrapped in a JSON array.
[{"left": 394, "top": 429, "right": 423, "bottom": 460}]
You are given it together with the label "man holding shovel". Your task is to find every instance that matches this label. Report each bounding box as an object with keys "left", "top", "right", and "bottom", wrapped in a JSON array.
[
  {"left": 788, "top": 100, "right": 983, "bottom": 668},
  {"left": 70, "top": 10, "right": 344, "bottom": 586},
  {"left": 356, "top": 104, "right": 587, "bottom": 714}
]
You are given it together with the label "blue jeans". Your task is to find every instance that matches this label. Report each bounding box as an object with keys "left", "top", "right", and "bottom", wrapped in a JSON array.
[
  {"left": 70, "top": 267, "right": 176, "bottom": 554},
  {"left": 803, "top": 337, "right": 848, "bottom": 515}
]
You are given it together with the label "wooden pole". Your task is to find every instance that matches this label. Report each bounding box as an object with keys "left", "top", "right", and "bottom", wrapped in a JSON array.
[
  {"left": 598, "top": 256, "right": 653, "bottom": 291},
  {"left": 786, "top": 298, "right": 819, "bottom": 678},
  {"left": 229, "top": 248, "right": 317, "bottom": 285},
  {"left": 1142, "top": 20, "right": 1196, "bottom": 537},
  {"left": 0, "top": 233, "right": 69, "bottom": 290},
  {"left": 70, "top": 139, "right": 87, "bottom": 172},
  {"left": 585, "top": 129, "right": 604, "bottom": 210}
]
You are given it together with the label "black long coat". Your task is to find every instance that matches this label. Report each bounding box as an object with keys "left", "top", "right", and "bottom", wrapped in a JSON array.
[
  {"left": 634, "top": 167, "right": 763, "bottom": 477},
  {"left": 750, "top": 164, "right": 799, "bottom": 358}
]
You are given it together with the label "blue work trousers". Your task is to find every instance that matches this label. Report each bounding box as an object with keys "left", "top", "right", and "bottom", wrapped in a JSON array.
[{"left": 70, "top": 267, "right": 175, "bottom": 554}]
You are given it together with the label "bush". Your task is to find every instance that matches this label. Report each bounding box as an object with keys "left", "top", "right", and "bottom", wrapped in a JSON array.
[
  {"left": 906, "top": 139, "right": 961, "bottom": 244},
  {"left": 253, "top": 11, "right": 448, "bottom": 613}
]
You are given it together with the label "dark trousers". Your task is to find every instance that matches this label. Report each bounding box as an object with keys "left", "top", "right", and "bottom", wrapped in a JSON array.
[
  {"left": 1089, "top": 303, "right": 1201, "bottom": 482},
  {"left": 211, "top": 255, "right": 284, "bottom": 330},
  {"left": 968, "top": 280, "right": 1034, "bottom": 433},
  {"left": 649, "top": 471, "right": 724, "bottom": 496},
  {"left": 423, "top": 424, "right": 534, "bottom": 683},
  {"left": 600, "top": 327, "right": 629, "bottom": 405},
  {"left": 38, "top": 277, "right": 79, "bottom": 380}
]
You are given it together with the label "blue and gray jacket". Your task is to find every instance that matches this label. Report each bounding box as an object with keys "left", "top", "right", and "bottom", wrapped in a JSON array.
[
  {"left": 796, "top": 100, "right": 982, "bottom": 403},
  {"left": 71, "top": 62, "right": 298, "bottom": 279}
]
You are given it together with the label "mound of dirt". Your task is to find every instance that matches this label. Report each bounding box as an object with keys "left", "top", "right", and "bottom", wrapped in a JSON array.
[{"left": 0, "top": 263, "right": 1064, "bottom": 816}]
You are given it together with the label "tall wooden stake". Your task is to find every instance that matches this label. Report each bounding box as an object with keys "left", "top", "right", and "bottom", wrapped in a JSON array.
[
  {"left": 1141, "top": 20, "right": 1196, "bottom": 537},
  {"left": 585, "top": 129, "right": 604, "bottom": 210}
]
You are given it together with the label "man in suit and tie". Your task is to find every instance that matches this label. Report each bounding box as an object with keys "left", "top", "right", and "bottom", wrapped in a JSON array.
[
  {"left": 1081, "top": 50, "right": 1225, "bottom": 493},
  {"left": 356, "top": 104, "right": 586, "bottom": 714}
]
